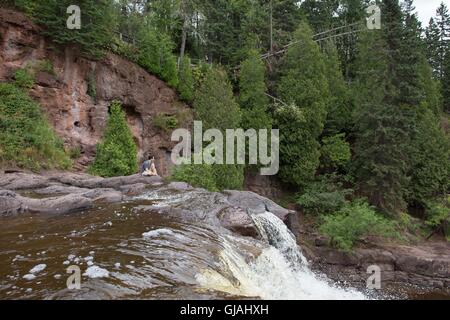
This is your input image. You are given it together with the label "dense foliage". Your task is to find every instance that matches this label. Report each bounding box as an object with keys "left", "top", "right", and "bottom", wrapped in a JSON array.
[
  {"left": 89, "top": 101, "right": 138, "bottom": 177},
  {"left": 319, "top": 200, "right": 396, "bottom": 251},
  {"left": 0, "top": 82, "right": 71, "bottom": 171}
]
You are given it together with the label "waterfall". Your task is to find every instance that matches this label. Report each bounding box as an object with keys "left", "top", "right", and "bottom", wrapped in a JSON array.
[{"left": 197, "top": 211, "right": 367, "bottom": 300}]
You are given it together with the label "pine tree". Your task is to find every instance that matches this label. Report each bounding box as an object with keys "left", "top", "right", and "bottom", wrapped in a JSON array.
[
  {"left": 194, "top": 67, "right": 242, "bottom": 131},
  {"left": 436, "top": 2, "right": 450, "bottom": 78},
  {"left": 239, "top": 49, "right": 272, "bottom": 132},
  {"left": 351, "top": 0, "right": 424, "bottom": 214},
  {"left": 443, "top": 46, "right": 450, "bottom": 113},
  {"left": 89, "top": 101, "right": 138, "bottom": 177},
  {"left": 426, "top": 18, "right": 442, "bottom": 77},
  {"left": 426, "top": 3, "right": 450, "bottom": 79},
  {"left": 194, "top": 67, "right": 244, "bottom": 190},
  {"left": 323, "top": 42, "right": 353, "bottom": 134},
  {"left": 275, "top": 23, "right": 329, "bottom": 187}
]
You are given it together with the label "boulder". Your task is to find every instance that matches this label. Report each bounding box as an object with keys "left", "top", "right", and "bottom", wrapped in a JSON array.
[
  {"left": 0, "top": 190, "right": 92, "bottom": 216},
  {"left": 217, "top": 207, "right": 259, "bottom": 238},
  {"left": 224, "top": 190, "right": 292, "bottom": 221}
]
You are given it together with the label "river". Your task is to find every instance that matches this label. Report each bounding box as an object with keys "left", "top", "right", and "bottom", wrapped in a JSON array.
[{"left": 0, "top": 188, "right": 444, "bottom": 300}]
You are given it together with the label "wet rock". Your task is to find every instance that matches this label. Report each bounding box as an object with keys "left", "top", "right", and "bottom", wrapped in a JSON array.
[
  {"left": 167, "top": 182, "right": 193, "bottom": 191},
  {"left": 50, "top": 173, "right": 162, "bottom": 190},
  {"left": 34, "top": 184, "right": 90, "bottom": 195},
  {"left": 218, "top": 207, "right": 258, "bottom": 238},
  {"left": 0, "top": 190, "right": 26, "bottom": 216},
  {"left": 224, "top": 190, "right": 292, "bottom": 222},
  {"left": 0, "top": 173, "right": 50, "bottom": 190},
  {"left": 0, "top": 190, "right": 92, "bottom": 216},
  {"left": 304, "top": 238, "right": 450, "bottom": 291},
  {"left": 119, "top": 183, "right": 147, "bottom": 196},
  {"left": 82, "top": 189, "right": 123, "bottom": 203}
]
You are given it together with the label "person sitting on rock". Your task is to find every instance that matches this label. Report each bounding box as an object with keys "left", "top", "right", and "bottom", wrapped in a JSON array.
[{"left": 141, "top": 156, "right": 158, "bottom": 176}]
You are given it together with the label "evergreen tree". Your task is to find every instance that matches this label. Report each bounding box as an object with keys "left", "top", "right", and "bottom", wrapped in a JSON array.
[
  {"left": 239, "top": 50, "right": 272, "bottom": 132},
  {"left": 323, "top": 42, "right": 353, "bottom": 134},
  {"left": 89, "top": 101, "right": 138, "bottom": 177},
  {"left": 194, "top": 67, "right": 244, "bottom": 190},
  {"left": 436, "top": 2, "right": 450, "bottom": 78},
  {"left": 426, "top": 17, "right": 442, "bottom": 77},
  {"left": 426, "top": 3, "right": 450, "bottom": 79},
  {"left": 443, "top": 46, "right": 450, "bottom": 113},
  {"left": 275, "top": 23, "right": 329, "bottom": 187},
  {"left": 177, "top": 55, "right": 195, "bottom": 103},
  {"left": 409, "top": 108, "right": 450, "bottom": 207},
  {"left": 351, "top": 0, "right": 423, "bottom": 214},
  {"left": 194, "top": 67, "right": 242, "bottom": 131}
]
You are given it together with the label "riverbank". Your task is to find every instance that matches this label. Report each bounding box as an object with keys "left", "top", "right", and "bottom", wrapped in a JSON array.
[{"left": 288, "top": 211, "right": 450, "bottom": 295}]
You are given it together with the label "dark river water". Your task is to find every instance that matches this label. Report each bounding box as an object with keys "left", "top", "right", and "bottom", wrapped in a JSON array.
[{"left": 0, "top": 189, "right": 448, "bottom": 300}]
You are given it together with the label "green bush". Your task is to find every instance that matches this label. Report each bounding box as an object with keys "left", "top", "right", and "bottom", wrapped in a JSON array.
[
  {"left": 425, "top": 199, "right": 450, "bottom": 239},
  {"left": 321, "top": 133, "right": 351, "bottom": 169},
  {"left": 14, "top": 68, "right": 34, "bottom": 89},
  {"left": 88, "top": 101, "right": 138, "bottom": 177},
  {"left": 0, "top": 83, "right": 71, "bottom": 170},
  {"left": 212, "top": 164, "right": 245, "bottom": 191},
  {"left": 297, "top": 176, "right": 351, "bottom": 215},
  {"left": 319, "top": 200, "right": 396, "bottom": 251},
  {"left": 171, "top": 163, "right": 218, "bottom": 192},
  {"left": 153, "top": 114, "right": 179, "bottom": 132},
  {"left": 171, "top": 162, "right": 244, "bottom": 192},
  {"left": 67, "top": 146, "right": 81, "bottom": 160},
  {"left": 37, "top": 59, "right": 55, "bottom": 74}
]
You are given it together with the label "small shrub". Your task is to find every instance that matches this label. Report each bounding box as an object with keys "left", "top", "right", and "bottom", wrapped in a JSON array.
[
  {"left": 37, "top": 59, "right": 55, "bottom": 74},
  {"left": 297, "top": 175, "right": 352, "bottom": 214},
  {"left": 14, "top": 68, "right": 34, "bottom": 89},
  {"left": 171, "top": 163, "right": 218, "bottom": 192},
  {"left": 67, "top": 146, "right": 82, "bottom": 159},
  {"left": 153, "top": 114, "right": 179, "bottom": 132},
  {"left": 425, "top": 199, "right": 450, "bottom": 239},
  {"left": 319, "top": 200, "right": 396, "bottom": 251},
  {"left": 89, "top": 101, "right": 138, "bottom": 177},
  {"left": 321, "top": 133, "right": 351, "bottom": 169},
  {"left": 212, "top": 164, "right": 245, "bottom": 191}
]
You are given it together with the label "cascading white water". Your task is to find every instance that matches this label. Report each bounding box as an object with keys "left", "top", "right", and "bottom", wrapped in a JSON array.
[{"left": 197, "top": 211, "right": 367, "bottom": 300}]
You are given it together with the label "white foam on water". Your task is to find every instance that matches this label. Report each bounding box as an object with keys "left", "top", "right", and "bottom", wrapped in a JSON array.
[
  {"left": 83, "top": 266, "right": 109, "bottom": 279},
  {"left": 29, "top": 264, "right": 46, "bottom": 274},
  {"left": 196, "top": 211, "right": 367, "bottom": 300},
  {"left": 23, "top": 274, "right": 36, "bottom": 281},
  {"left": 142, "top": 228, "right": 174, "bottom": 238}
]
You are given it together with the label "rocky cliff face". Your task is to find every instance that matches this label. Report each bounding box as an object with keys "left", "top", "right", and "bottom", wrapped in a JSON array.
[{"left": 0, "top": 8, "right": 190, "bottom": 175}]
